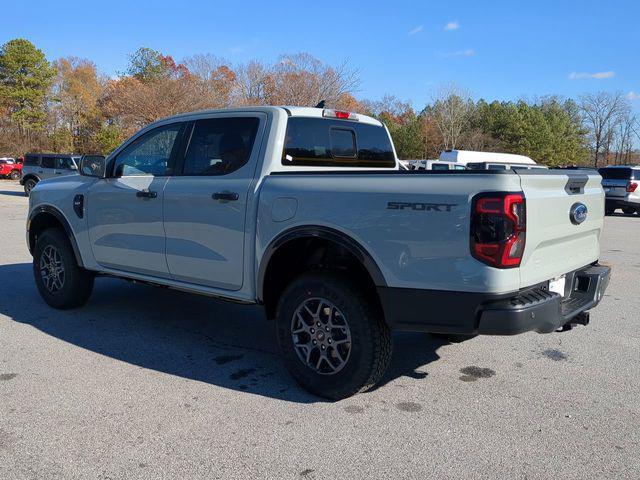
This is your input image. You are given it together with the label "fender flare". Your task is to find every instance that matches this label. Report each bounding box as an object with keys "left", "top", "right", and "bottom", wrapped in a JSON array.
[
  {"left": 27, "top": 205, "right": 85, "bottom": 268},
  {"left": 20, "top": 173, "right": 40, "bottom": 185},
  {"left": 257, "top": 225, "right": 387, "bottom": 302}
]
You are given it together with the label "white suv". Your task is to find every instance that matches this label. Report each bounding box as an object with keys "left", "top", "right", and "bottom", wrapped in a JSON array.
[{"left": 599, "top": 166, "right": 640, "bottom": 215}]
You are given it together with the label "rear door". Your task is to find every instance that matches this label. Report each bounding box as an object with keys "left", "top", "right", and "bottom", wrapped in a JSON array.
[
  {"left": 39, "top": 156, "right": 56, "bottom": 179},
  {"left": 163, "top": 113, "right": 265, "bottom": 290},
  {"left": 87, "top": 122, "right": 186, "bottom": 277},
  {"left": 517, "top": 170, "right": 604, "bottom": 288}
]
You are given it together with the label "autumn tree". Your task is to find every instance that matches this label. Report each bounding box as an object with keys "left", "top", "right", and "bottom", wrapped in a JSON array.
[
  {"left": 183, "top": 54, "right": 236, "bottom": 108},
  {"left": 101, "top": 48, "right": 195, "bottom": 134},
  {"left": 50, "top": 57, "right": 103, "bottom": 151}
]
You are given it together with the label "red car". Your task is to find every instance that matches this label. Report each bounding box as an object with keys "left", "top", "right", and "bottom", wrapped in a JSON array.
[{"left": 0, "top": 158, "right": 22, "bottom": 180}]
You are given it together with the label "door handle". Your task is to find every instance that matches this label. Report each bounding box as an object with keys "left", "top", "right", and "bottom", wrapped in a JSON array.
[
  {"left": 212, "top": 192, "right": 239, "bottom": 201},
  {"left": 136, "top": 190, "right": 158, "bottom": 199},
  {"left": 55, "top": 172, "right": 62, "bottom": 175}
]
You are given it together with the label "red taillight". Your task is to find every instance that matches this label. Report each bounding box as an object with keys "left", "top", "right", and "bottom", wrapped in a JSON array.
[
  {"left": 627, "top": 182, "right": 638, "bottom": 193},
  {"left": 470, "top": 192, "right": 526, "bottom": 268}
]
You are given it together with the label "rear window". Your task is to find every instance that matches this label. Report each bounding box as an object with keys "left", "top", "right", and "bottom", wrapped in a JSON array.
[
  {"left": 598, "top": 168, "right": 634, "bottom": 180},
  {"left": 41, "top": 156, "right": 55, "bottom": 168},
  {"left": 282, "top": 117, "right": 395, "bottom": 167},
  {"left": 24, "top": 155, "right": 40, "bottom": 166},
  {"left": 431, "top": 163, "right": 450, "bottom": 171}
]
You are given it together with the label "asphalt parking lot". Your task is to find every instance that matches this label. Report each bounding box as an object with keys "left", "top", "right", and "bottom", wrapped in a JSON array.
[{"left": 0, "top": 180, "right": 638, "bottom": 479}]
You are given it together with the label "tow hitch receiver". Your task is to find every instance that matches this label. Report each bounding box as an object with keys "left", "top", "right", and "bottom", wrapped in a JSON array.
[{"left": 558, "top": 311, "right": 590, "bottom": 332}]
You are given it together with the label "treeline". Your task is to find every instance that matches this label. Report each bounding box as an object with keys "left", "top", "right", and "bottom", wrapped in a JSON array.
[{"left": 0, "top": 38, "right": 637, "bottom": 166}]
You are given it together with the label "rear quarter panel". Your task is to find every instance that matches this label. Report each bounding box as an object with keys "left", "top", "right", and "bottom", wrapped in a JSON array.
[{"left": 256, "top": 172, "right": 524, "bottom": 293}]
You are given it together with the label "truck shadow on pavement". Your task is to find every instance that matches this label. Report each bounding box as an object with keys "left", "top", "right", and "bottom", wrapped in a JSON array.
[
  {"left": 0, "top": 262, "right": 446, "bottom": 403},
  {"left": 0, "top": 190, "right": 26, "bottom": 197}
]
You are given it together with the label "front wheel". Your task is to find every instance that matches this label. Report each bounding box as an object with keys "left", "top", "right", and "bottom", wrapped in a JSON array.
[
  {"left": 275, "top": 272, "right": 392, "bottom": 400},
  {"left": 24, "top": 178, "right": 37, "bottom": 196},
  {"left": 33, "top": 228, "right": 94, "bottom": 309}
]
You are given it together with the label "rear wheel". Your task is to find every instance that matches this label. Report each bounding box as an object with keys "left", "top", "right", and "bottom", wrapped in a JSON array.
[
  {"left": 621, "top": 207, "right": 637, "bottom": 215},
  {"left": 275, "top": 272, "right": 392, "bottom": 400},
  {"left": 24, "top": 178, "right": 37, "bottom": 196},
  {"left": 33, "top": 228, "right": 94, "bottom": 309},
  {"left": 9, "top": 170, "right": 21, "bottom": 180}
]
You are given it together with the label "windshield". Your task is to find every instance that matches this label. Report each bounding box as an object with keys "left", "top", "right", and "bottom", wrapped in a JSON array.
[{"left": 598, "top": 168, "right": 634, "bottom": 180}]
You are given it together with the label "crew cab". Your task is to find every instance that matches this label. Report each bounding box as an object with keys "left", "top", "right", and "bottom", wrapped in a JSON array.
[
  {"left": 26, "top": 106, "right": 611, "bottom": 399},
  {"left": 0, "top": 158, "right": 22, "bottom": 180}
]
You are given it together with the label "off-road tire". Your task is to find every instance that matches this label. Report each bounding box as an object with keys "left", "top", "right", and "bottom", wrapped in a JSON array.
[
  {"left": 33, "top": 228, "right": 94, "bottom": 309},
  {"left": 24, "top": 178, "right": 37, "bottom": 196},
  {"left": 275, "top": 271, "right": 392, "bottom": 400}
]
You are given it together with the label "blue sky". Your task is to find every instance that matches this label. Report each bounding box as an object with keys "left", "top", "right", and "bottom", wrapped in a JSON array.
[{"left": 3, "top": 0, "right": 638, "bottom": 109}]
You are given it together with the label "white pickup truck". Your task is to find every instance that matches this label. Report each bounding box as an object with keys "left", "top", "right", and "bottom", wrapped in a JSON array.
[{"left": 27, "top": 106, "right": 610, "bottom": 399}]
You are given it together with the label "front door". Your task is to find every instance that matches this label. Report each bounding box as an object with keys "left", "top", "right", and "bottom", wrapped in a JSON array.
[
  {"left": 87, "top": 122, "right": 185, "bottom": 277},
  {"left": 163, "top": 114, "right": 265, "bottom": 290},
  {"left": 54, "top": 156, "right": 78, "bottom": 178}
]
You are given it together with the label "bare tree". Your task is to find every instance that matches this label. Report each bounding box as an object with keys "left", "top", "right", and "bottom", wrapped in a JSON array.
[
  {"left": 579, "top": 92, "right": 627, "bottom": 167},
  {"left": 233, "top": 60, "right": 272, "bottom": 106},
  {"left": 267, "top": 53, "right": 359, "bottom": 107},
  {"left": 182, "top": 54, "right": 236, "bottom": 109},
  {"left": 431, "top": 83, "right": 473, "bottom": 150},
  {"left": 614, "top": 111, "right": 637, "bottom": 164}
]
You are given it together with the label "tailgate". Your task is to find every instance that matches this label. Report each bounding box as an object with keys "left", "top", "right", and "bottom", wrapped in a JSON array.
[
  {"left": 517, "top": 170, "right": 604, "bottom": 289},
  {"left": 601, "top": 178, "right": 628, "bottom": 198}
]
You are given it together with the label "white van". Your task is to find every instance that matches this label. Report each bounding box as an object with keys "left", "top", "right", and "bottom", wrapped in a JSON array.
[
  {"left": 439, "top": 150, "right": 545, "bottom": 170},
  {"left": 406, "top": 159, "right": 467, "bottom": 171}
]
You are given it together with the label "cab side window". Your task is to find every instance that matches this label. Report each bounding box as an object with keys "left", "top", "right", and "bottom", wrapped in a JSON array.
[
  {"left": 182, "top": 117, "right": 259, "bottom": 176},
  {"left": 114, "top": 123, "right": 183, "bottom": 176},
  {"left": 56, "top": 157, "right": 75, "bottom": 170},
  {"left": 41, "top": 157, "right": 55, "bottom": 169}
]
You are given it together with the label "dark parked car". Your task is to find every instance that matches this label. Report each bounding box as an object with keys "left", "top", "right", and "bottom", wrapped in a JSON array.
[{"left": 20, "top": 153, "right": 81, "bottom": 196}]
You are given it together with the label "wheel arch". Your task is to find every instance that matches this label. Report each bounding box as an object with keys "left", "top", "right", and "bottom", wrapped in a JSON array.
[
  {"left": 257, "top": 225, "right": 387, "bottom": 319},
  {"left": 21, "top": 173, "right": 40, "bottom": 185},
  {"left": 28, "top": 206, "right": 84, "bottom": 268}
]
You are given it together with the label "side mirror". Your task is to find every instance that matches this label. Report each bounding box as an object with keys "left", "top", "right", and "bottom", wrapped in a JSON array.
[
  {"left": 70, "top": 163, "right": 78, "bottom": 171},
  {"left": 80, "top": 155, "right": 106, "bottom": 178}
]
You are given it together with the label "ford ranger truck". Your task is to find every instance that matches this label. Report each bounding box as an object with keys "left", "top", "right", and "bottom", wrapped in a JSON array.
[{"left": 26, "top": 106, "right": 611, "bottom": 400}]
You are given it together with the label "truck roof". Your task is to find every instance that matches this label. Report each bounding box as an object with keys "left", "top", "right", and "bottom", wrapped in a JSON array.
[{"left": 154, "top": 106, "right": 383, "bottom": 127}]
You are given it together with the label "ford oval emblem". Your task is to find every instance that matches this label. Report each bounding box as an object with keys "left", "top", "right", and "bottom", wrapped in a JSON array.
[{"left": 570, "top": 203, "right": 588, "bottom": 225}]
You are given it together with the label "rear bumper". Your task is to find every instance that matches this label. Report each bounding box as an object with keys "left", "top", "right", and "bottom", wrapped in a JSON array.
[
  {"left": 605, "top": 198, "right": 639, "bottom": 209},
  {"left": 379, "top": 263, "right": 611, "bottom": 335}
]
